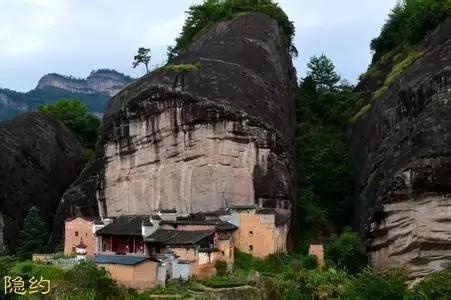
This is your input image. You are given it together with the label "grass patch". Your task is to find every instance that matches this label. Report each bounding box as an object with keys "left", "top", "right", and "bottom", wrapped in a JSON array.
[
  {"left": 349, "top": 104, "right": 372, "bottom": 123},
  {"left": 384, "top": 50, "right": 422, "bottom": 87},
  {"left": 372, "top": 50, "right": 422, "bottom": 101},
  {"left": 202, "top": 276, "right": 246, "bottom": 289},
  {"left": 161, "top": 63, "right": 201, "bottom": 73},
  {"left": 9, "top": 260, "right": 65, "bottom": 282},
  {"left": 140, "top": 283, "right": 192, "bottom": 298}
]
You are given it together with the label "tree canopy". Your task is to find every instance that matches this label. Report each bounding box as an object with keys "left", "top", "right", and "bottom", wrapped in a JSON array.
[
  {"left": 133, "top": 47, "right": 151, "bottom": 73},
  {"left": 307, "top": 54, "right": 341, "bottom": 90},
  {"left": 296, "top": 55, "right": 359, "bottom": 251},
  {"left": 38, "top": 99, "right": 100, "bottom": 149},
  {"left": 370, "top": 0, "right": 449, "bottom": 63},
  {"left": 168, "top": 0, "right": 297, "bottom": 58}
]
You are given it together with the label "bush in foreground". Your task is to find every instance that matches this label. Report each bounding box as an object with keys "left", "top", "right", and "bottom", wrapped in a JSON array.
[{"left": 342, "top": 268, "right": 408, "bottom": 300}]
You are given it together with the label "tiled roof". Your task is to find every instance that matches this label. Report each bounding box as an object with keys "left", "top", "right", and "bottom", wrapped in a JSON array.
[
  {"left": 215, "top": 221, "right": 238, "bottom": 231},
  {"left": 65, "top": 216, "right": 102, "bottom": 222},
  {"left": 95, "top": 255, "right": 154, "bottom": 265},
  {"left": 160, "top": 219, "right": 238, "bottom": 231},
  {"left": 145, "top": 229, "right": 215, "bottom": 245},
  {"left": 227, "top": 204, "right": 257, "bottom": 210},
  {"left": 95, "top": 215, "right": 149, "bottom": 236}
]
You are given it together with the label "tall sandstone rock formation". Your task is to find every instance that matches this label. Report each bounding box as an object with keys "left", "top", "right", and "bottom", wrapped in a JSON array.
[
  {"left": 0, "top": 113, "right": 82, "bottom": 252},
  {"left": 351, "top": 18, "right": 451, "bottom": 279},
  {"left": 52, "top": 12, "right": 297, "bottom": 245}
]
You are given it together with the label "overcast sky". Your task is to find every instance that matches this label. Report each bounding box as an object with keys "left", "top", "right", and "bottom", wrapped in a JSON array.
[{"left": 0, "top": 0, "right": 397, "bottom": 92}]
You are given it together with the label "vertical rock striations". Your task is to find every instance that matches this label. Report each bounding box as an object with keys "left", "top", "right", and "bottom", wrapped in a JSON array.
[
  {"left": 351, "top": 18, "right": 451, "bottom": 279},
  {"left": 52, "top": 12, "right": 297, "bottom": 246}
]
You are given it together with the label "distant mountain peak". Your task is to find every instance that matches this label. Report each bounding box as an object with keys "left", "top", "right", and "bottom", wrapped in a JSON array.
[
  {"left": 36, "top": 69, "right": 134, "bottom": 97},
  {"left": 0, "top": 68, "right": 134, "bottom": 121}
]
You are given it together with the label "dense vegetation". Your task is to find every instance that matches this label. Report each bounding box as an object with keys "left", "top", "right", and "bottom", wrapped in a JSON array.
[
  {"left": 370, "top": 0, "right": 449, "bottom": 64},
  {"left": 295, "top": 55, "right": 359, "bottom": 250},
  {"left": 38, "top": 99, "right": 100, "bottom": 149},
  {"left": 168, "top": 0, "right": 297, "bottom": 59},
  {"left": 38, "top": 99, "right": 101, "bottom": 166},
  {"left": 2, "top": 253, "right": 449, "bottom": 299},
  {"left": 16, "top": 207, "right": 49, "bottom": 259}
]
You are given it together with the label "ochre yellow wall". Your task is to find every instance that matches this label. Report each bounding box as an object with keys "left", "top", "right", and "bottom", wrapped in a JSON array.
[
  {"left": 97, "top": 260, "right": 158, "bottom": 290},
  {"left": 233, "top": 212, "right": 287, "bottom": 258},
  {"left": 308, "top": 244, "right": 325, "bottom": 268},
  {"left": 64, "top": 218, "right": 96, "bottom": 257}
]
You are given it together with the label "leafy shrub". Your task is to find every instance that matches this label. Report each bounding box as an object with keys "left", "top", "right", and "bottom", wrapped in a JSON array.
[
  {"left": 56, "top": 260, "right": 122, "bottom": 300},
  {"left": 169, "top": 0, "right": 296, "bottom": 58},
  {"left": 273, "top": 268, "right": 351, "bottom": 299},
  {"left": 411, "top": 267, "right": 451, "bottom": 299},
  {"left": 0, "top": 256, "right": 17, "bottom": 295},
  {"left": 325, "top": 229, "right": 368, "bottom": 275},
  {"left": 234, "top": 250, "right": 293, "bottom": 275},
  {"left": 301, "top": 255, "right": 318, "bottom": 270},
  {"left": 342, "top": 268, "right": 408, "bottom": 300},
  {"left": 215, "top": 260, "right": 228, "bottom": 276}
]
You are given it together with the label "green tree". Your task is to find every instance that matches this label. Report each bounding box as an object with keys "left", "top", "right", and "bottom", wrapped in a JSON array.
[
  {"left": 370, "top": 0, "right": 449, "bottom": 63},
  {"left": 16, "top": 206, "right": 49, "bottom": 259},
  {"left": 215, "top": 260, "right": 228, "bottom": 276},
  {"left": 342, "top": 268, "right": 408, "bottom": 300},
  {"left": 133, "top": 47, "right": 151, "bottom": 73},
  {"left": 325, "top": 230, "right": 368, "bottom": 275},
  {"left": 168, "top": 0, "right": 297, "bottom": 58},
  {"left": 307, "top": 54, "right": 341, "bottom": 90},
  {"left": 295, "top": 71, "right": 358, "bottom": 249},
  {"left": 38, "top": 99, "right": 100, "bottom": 149}
]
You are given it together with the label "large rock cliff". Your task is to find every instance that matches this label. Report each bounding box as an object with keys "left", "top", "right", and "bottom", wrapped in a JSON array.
[
  {"left": 52, "top": 12, "right": 297, "bottom": 246},
  {"left": 0, "top": 113, "right": 82, "bottom": 252},
  {"left": 351, "top": 18, "right": 451, "bottom": 279}
]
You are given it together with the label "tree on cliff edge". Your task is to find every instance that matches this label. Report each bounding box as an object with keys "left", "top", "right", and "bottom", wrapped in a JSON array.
[
  {"left": 16, "top": 206, "right": 49, "bottom": 259},
  {"left": 133, "top": 47, "right": 151, "bottom": 73}
]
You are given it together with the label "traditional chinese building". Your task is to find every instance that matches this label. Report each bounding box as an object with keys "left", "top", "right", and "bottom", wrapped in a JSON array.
[
  {"left": 64, "top": 216, "right": 101, "bottom": 257},
  {"left": 220, "top": 205, "right": 290, "bottom": 258},
  {"left": 94, "top": 255, "right": 163, "bottom": 290},
  {"left": 63, "top": 206, "right": 290, "bottom": 288}
]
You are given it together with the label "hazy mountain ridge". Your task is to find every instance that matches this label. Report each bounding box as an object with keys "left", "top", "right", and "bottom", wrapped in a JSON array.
[{"left": 0, "top": 69, "right": 134, "bottom": 120}]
